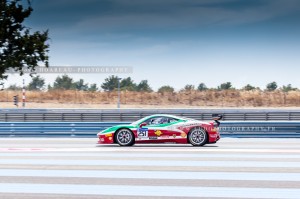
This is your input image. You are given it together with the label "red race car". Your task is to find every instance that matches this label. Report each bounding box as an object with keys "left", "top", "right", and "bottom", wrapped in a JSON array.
[{"left": 97, "top": 114, "right": 222, "bottom": 146}]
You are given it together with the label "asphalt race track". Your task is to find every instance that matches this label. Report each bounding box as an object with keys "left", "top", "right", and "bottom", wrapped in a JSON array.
[{"left": 0, "top": 138, "right": 299, "bottom": 199}]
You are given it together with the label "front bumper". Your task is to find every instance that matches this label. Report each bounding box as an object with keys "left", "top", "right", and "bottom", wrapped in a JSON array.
[{"left": 98, "top": 133, "right": 114, "bottom": 144}]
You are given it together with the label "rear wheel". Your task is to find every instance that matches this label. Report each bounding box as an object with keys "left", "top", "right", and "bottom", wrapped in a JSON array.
[
  {"left": 188, "top": 127, "right": 207, "bottom": 146},
  {"left": 115, "top": 128, "right": 135, "bottom": 146}
]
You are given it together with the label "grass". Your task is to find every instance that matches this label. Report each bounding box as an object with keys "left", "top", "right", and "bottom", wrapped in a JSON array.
[{"left": 1, "top": 89, "right": 300, "bottom": 108}]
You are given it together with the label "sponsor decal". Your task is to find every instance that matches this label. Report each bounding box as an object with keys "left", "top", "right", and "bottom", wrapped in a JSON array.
[
  {"left": 154, "top": 130, "right": 163, "bottom": 137},
  {"left": 138, "top": 128, "right": 148, "bottom": 138},
  {"left": 136, "top": 137, "right": 150, "bottom": 141},
  {"left": 178, "top": 123, "right": 200, "bottom": 129},
  {"left": 161, "top": 135, "right": 169, "bottom": 139},
  {"left": 173, "top": 134, "right": 176, "bottom": 138},
  {"left": 149, "top": 136, "right": 158, "bottom": 140},
  {"left": 105, "top": 133, "right": 112, "bottom": 137},
  {"left": 180, "top": 126, "right": 193, "bottom": 131},
  {"left": 183, "top": 123, "right": 201, "bottom": 127},
  {"left": 181, "top": 132, "right": 187, "bottom": 138}
]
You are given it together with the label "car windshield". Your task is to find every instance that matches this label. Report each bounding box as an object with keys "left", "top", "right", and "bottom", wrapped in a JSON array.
[{"left": 131, "top": 116, "right": 152, "bottom": 125}]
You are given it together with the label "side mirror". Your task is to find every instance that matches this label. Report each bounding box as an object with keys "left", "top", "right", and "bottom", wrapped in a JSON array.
[{"left": 139, "top": 122, "right": 147, "bottom": 128}]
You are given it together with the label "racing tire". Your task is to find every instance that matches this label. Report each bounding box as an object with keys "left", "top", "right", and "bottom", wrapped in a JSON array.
[
  {"left": 188, "top": 127, "right": 208, "bottom": 146},
  {"left": 115, "top": 128, "right": 135, "bottom": 146}
]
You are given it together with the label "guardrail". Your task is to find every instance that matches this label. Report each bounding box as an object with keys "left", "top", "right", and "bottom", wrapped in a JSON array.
[
  {"left": 0, "top": 122, "right": 128, "bottom": 137},
  {"left": 1, "top": 121, "right": 299, "bottom": 138},
  {"left": 220, "top": 121, "right": 300, "bottom": 138},
  {"left": 1, "top": 109, "right": 300, "bottom": 122}
]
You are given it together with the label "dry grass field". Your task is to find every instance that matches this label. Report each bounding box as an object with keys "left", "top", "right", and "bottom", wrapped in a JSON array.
[{"left": 1, "top": 90, "right": 300, "bottom": 108}]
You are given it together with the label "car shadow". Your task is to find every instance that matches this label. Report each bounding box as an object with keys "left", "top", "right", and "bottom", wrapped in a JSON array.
[{"left": 95, "top": 144, "right": 219, "bottom": 148}]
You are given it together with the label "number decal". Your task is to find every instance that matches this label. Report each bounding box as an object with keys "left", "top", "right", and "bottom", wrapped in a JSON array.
[{"left": 138, "top": 128, "right": 148, "bottom": 138}]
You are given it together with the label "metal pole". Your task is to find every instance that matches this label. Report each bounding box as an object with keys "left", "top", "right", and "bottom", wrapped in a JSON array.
[
  {"left": 22, "top": 79, "right": 25, "bottom": 108},
  {"left": 117, "top": 78, "right": 121, "bottom": 108}
]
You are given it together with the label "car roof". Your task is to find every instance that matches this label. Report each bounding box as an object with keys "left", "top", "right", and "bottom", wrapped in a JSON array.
[
  {"left": 147, "top": 114, "right": 200, "bottom": 122},
  {"left": 145, "top": 114, "right": 184, "bottom": 120}
]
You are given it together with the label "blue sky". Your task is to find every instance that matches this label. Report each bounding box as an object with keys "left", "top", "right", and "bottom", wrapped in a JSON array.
[{"left": 5, "top": 0, "right": 300, "bottom": 90}]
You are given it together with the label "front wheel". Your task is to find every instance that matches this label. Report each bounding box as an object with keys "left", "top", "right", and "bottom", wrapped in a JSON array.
[
  {"left": 115, "top": 128, "right": 135, "bottom": 146},
  {"left": 188, "top": 127, "right": 207, "bottom": 146}
]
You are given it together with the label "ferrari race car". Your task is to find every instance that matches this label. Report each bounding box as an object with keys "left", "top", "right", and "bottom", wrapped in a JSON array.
[{"left": 97, "top": 114, "right": 222, "bottom": 146}]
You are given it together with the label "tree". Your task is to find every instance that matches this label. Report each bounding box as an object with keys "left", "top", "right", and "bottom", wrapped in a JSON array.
[
  {"left": 47, "top": 84, "right": 52, "bottom": 90},
  {"left": 137, "top": 80, "right": 153, "bottom": 92},
  {"left": 282, "top": 84, "right": 297, "bottom": 92},
  {"left": 27, "top": 75, "right": 45, "bottom": 90},
  {"left": 197, "top": 83, "right": 207, "bottom": 91},
  {"left": 52, "top": 75, "right": 75, "bottom": 90},
  {"left": 184, "top": 84, "right": 195, "bottom": 91},
  {"left": 243, "top": 84, "right": 256, "bottom": 91},
  {"left": 7, "top": 84, "right": 21, "bottom": 90},
  {"left": 0, "top": 0, "right": 49, "bottom": 80},
  {"left": 266, "top": 81, "right": 277, "bottom": 91},
  {"left": 88, "top": 83, "right": 98, "bottom": 92},
  {"left": 183, "top": 84, "right": 195, "bottom": 91},
  {"left": 120, "top": 77, "right": 136, "bottom": 91},
  {"left": 158, "top": 85, "right": 174, "bottom": 93},
  {"left": 74, "top": 79, "right": 88, "bottom": 91},
  {"left": 218, "top": 82, "right": 232, "bottom": 90},
  {"left": 101, "top": 75, "right": 120, "bottom": 91}
]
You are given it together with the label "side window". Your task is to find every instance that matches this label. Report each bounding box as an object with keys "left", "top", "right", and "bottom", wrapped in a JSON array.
[
  {"left": 169, "top": 118, "right": 179, "bottom": 123},
  {"left": 143, "top": 117, "right": 178, "bottom": 125},
  {"left": 144, "top": 117, "right": 164, "bottom": 125}
]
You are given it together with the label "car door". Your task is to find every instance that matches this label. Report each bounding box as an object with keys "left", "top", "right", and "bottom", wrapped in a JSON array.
[
  {"left": 157, "top": 117, "right": 182, "bottom": 140},
  {"left": 139, "top": 116, "right": 179, "bottom": 141},
  {"left": 136, "top": 116, "right": 163, "bottom": 141}
]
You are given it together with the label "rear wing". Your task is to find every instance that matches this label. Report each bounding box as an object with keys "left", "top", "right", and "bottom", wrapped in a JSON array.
[
  {"left": 212, "top": 114, "right": 223, "bottom": 121},
  {"left": 212, "top": 114, "right": 223, "bottom": 127}
]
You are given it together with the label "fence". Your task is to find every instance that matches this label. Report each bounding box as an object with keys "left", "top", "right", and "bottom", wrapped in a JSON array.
[
  {"left": 1, "top": 109, "right": 300, "bottom": 122},
  {"left": 1, "top": 121, "right": 300, "bottom": 138}
]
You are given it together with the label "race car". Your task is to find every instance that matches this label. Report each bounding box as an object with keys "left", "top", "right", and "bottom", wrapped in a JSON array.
[{"left": 97, "top": 114, "right": 222, "bottom": 146}]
